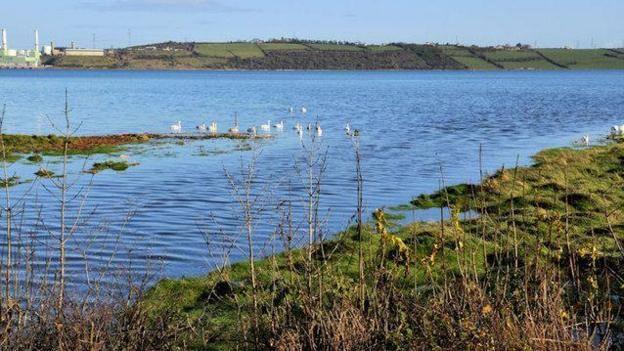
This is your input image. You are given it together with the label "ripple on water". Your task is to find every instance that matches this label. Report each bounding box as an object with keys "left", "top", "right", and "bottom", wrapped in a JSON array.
[{"left": 0, "top": 70, "right": 622, "bottom": 288}]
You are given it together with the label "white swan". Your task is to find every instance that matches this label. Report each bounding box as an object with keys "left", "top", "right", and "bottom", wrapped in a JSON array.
[
  {"left": 170, "top": 121, "right": 182, "bottom": 134},
  {"left": 196, "top": 123, "right": 207, "bottom": 133},
  {"left": 293, "top": 122, "right": 302, "bottom": 131},
  {"left": 301, "top": 107, "right": 308, "bottom": 114},
  {"left": 306, "top": 123, "right": 312, "bottom": 131},
  {"left": 289, "top": 107, "right": 294, "bottom": 114},
  {"left": 209, "top": 121, "right": 218, "bottom": 133},
  {"left": 344, "top": 122, "right": 351, "bottom": 134},
  {"left": 228, "top": 115, "right": 240, "bottom": 133},
  {"left": 315, "top": 122, "right": 323, "bottom": 137},
  {"left": 273, "top": 121, "right": 284, "bottom": 130},
  {"left": 260, "top": 120, "right": 271, "bottom": 132}
]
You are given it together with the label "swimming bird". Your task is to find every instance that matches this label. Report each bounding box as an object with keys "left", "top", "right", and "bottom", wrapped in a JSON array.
[
  {"left": 260, "top": 120, "right": 271, "bottom": 132},
  {"left": 344, "top": 122, "right": 351, "bottom": 135},
  {"left": 209, "top": 121, "right": 218, "bottom": 133},
  {"left": 273, "top": 121, "right": 284, "bottom": 130},
  {"left": 315, "top": 122, "right": 323, "bottom": 137},
  {"left": 289, "top": 107, "right": 294, "bottom": 114},
  {"left": 306, "top": 123, "right": 312, "bottom": 131},
  {"left": 301, "top": 107, "right": 308, "bottom": 114},
  {"left": 293, "top": 122, "right": 302, "bottom": 131},
  {"left": 196, "top": 123, "right": 207, "bottom": 133},
  {"left": 229, "top": 114, "right": 240, "bottom": 133},
  {"left": 170, "top": 121, "right": 182, "bottom": 134},
  {"left": 353, "top": 129, "right": 360, "bottom": 137}
]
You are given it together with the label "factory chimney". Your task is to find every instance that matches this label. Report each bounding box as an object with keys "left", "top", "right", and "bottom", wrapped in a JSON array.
[
  {"left": 34, "top": 29, "right": 39, "bottom": 52},
  {"left": 1, "top": 29, "right": 7, "bottom": 55}
]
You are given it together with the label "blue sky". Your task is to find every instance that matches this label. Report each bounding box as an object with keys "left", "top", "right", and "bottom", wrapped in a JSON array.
[{"left": 2, "top": 0, "right": 623, "bottom": 49}]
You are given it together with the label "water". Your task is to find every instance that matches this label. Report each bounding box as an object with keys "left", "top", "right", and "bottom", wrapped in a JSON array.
[{"left": 0, "top": 69, "right": 623, "bottom": 288}]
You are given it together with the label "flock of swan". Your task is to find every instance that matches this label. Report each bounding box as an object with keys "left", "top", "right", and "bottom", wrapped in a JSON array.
[{"left": 169, "top": 107, "right": 359, "bottom": 138}]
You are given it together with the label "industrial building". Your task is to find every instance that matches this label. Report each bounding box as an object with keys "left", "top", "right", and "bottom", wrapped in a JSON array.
[
  {"left": 0, "top": 29, "right": 41, "bottom": 68},
  {"left": 50, "top": 41, "right": 105, "bottom": 57}
]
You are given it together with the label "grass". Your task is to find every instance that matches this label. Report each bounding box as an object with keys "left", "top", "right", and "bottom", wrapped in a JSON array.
[
  {"left": 539, "top": 49, "right": 624, "bottom": 69},
  {"left": 26, "top": 153, "right": 43, "bottom": 163},
  {"left": 441, "top": 46, "right": 499, "bottom": 69},
  {"left": 258, "top": 43, "right": 308, "bottom": 51},
  {"left": 142, "top": 139, "right": 624, "bottom": 349},
  {"left": 0, "top": 175, "right": 24, "bottom": 187},
  {"left": 366, "top": 45, "right": 402, "bottom": 52},
  {"left": 88, "top": 159, "right": 138, "bottom": 173},
  {"left": 34, "top": 167, "right": 55, "bottom": 178},
  {"left": 194, "top": 43, "right": 265, "bottom": 59},
  {"left": 0, "top": 133, "right": 152, "bottom": 158},
  {"left": 46, "top": 55, "right": 118, "bottom": 69}
]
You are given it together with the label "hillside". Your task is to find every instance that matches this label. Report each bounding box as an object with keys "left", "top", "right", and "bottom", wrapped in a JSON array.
[{"left": 42, "top": 41, "right": 624, "bottom": 70}]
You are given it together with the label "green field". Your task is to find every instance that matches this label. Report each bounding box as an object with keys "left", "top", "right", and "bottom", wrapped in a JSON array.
[
  {"left": 366, "top": 44, "right": 402, "bottom": 52},
  {"left": 539, "top": 49, "right": 624, "bottom": 69},
  {"left": 258, "top": 43, "right": 309, "bottom": 51},
  {"left": 482, "top": 50, "right": 539, "bottom": 61},
  {"left": 480, "top": 50, "right": 560, "bottom": 70},
  {"left": 441, "top": 46, "right": 498, "bottom": 69}
]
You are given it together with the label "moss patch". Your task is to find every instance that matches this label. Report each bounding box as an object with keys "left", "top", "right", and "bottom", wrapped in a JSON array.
[{"left": 88, "top": 160, "right": 139, "bottom": 173}]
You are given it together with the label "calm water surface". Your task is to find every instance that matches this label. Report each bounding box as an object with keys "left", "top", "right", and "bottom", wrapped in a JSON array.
[{"left": 0, "top": 70, "right": 623, "bottom": 288}]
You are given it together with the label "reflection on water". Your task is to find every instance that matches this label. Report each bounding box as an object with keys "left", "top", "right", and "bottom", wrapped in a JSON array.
[{"left": 0, "top": 69, "right": 623, "bottom": 288}]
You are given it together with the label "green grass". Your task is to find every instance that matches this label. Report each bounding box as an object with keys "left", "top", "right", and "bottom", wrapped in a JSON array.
[
  {"left": 441, "top": 46, "right": 499, "bottom": 69},
  {"left": 482, "top": 50, "right": 540, "bottom": 61},
  {"left": 193, "top": 43, "right": 235, "bottom": 58},
  {"left": 452, "top": 56, "right": 499, "bottom": 69},
  {"left": 89, "top": 160, "right": 138, "bottom": 173},
  {"left": 26, "top": 154, "right": 43, "bottom": 163},
  {"left": 497, "top": 59, "right": 560, "bottom": 70},
  {"left": 539, "top": 49, "right": 624, "bottom": 69},
  {"left": 258, "top": 43, "right": 309, "bottom": 51},
  {"left": 366, "top": 45, "right": 402, "bottom": 52},
  {"left": 34, "top": 168, "right": 55, "bottom": 178},
  {"left": 478, "top": 49, "right": 561, "bottom": 70},
  {"left": 194, "top": 43, "right": 265, "bottom": 59},
  {"left": 143, "top": 138, "right": 624, "bottom": 349}
]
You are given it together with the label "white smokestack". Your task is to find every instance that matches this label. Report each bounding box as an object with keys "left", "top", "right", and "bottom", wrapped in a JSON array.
[
  {"left": 2, "top": 29, "right": 7, "bottom": 54},
  {"left": 34, "top": 29, "right": 39, "bottom": 52}
]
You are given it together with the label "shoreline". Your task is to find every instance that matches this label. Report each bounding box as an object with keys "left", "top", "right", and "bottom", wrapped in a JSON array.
[{"left": 141, "top": 138, "right": 624, "bottom": 348}]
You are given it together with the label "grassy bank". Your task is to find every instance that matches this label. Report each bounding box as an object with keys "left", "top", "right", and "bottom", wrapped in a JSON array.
[
  {"left": 141, "top": 139, "right": 624, "bottom": 349},
  {"left": 43, "top": 40, "right": 624, "bottom": 70},
  {"left": 0, "top": 132, "right": 268, "bottom": 160}
]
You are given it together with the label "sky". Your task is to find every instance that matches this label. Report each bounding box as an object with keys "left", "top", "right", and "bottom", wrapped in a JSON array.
[{"left": 1, "top": 0, "right": 623, "bottom": 49}]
